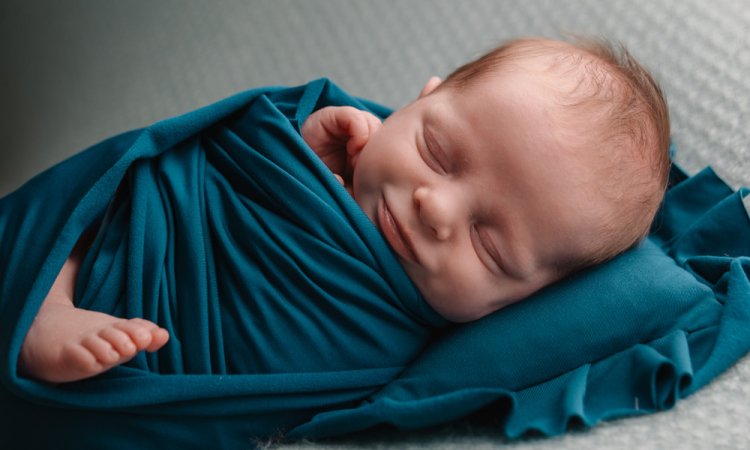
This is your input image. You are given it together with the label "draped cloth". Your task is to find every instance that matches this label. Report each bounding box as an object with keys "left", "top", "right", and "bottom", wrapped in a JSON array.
[
  {"left": 0, "top": 79, "right": 445, "bottom": 448},
  {"left": 289, "top": 167, "right": 750, "bottom": 440},
  {"left": 2, "top": 79, "right": 750, "bottom": 449}
]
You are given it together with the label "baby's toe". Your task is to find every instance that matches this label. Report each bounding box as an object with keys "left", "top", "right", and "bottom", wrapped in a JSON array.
[
  {"left": 60, "top": 342, "right": 103, "bottom": 375},
  {"left": 146, "top": 327, "right": 170, "bottom": 352},
  {"left": 98, "top": 326, "right": 137, "bottom": 357},
  {"left": 113, "top": 319, "right": 156, "bottom": 349},
  {"left": 79, "top": 334, "right": 120, "bottom": 366}
]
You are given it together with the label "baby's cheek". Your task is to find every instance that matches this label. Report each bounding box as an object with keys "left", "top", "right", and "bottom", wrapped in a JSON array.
[
  {"left": 415, "top": 272, "right": 479, "bottom": 321},
  {"left": 351, "top": 166, "right": 376, "bottom": 218},
  {"left": 448, "top": 270, "right": 509, "bottom": 320}
]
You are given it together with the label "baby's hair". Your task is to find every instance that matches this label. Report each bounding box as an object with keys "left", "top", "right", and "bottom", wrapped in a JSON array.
[{"left": 440, "top": 37, "right": 671, "bottom": 275}]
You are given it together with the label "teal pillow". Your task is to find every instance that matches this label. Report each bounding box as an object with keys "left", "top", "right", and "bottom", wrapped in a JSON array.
[{"left": 290, "top": 166, "right": 750, "bottom": 439}]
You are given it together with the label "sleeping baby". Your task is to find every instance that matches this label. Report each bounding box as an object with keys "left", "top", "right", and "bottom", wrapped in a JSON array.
[{"left": 18, "top": 37, "right": 670, "bottom": 383}]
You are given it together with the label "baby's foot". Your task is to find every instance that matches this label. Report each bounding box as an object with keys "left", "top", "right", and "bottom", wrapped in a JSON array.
[{"left": 18, "top": 299, "right": 169, "bottom": 383}]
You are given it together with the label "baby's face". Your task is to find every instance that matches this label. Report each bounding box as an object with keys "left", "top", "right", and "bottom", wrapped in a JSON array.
[{"left": 352, "top": 69, "right": 604, "bottom": 322}]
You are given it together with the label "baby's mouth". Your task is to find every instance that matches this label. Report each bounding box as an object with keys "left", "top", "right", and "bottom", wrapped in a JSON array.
[{"left": 378, "top": 195, "right": 420, "bottom": 265}]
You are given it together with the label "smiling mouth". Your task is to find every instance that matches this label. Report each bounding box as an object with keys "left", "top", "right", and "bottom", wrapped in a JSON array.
[{"left": 378, "top": 196, "right": 420, "bottom": 265}]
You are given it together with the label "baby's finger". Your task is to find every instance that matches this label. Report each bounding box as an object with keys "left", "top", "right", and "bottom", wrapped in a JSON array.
[
  {"left": 334, "top": 173, "right": 346, "bottom": 186},
  {"left": 364, "top": 112, "right": 383, "bottom": 136},
  {"left": 301, "top": 107, "right": 349, "bottom": 154},
  {"left": 329, "top": 107, "right": 368, "bottom": 139},
  {"left": 346, "top": 112, "right": 381, "bottom": 157}
]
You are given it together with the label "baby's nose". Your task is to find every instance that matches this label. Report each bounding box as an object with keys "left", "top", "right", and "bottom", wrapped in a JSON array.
[{"left": 413, "top": 186, "right": 453, "bottom": 240}]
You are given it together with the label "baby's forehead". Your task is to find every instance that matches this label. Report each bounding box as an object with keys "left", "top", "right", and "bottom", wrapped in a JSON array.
[{"left": 475, "top": 43, "right": 620, "bottom": 99}]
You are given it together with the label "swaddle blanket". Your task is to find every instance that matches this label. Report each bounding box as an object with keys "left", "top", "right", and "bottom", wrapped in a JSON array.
[
  {"left": 291, "top": 165, "right": 750, "bottom": 440},
  {"left": 0, "top": 79, "right": 445, "bottom": 448},
  {"left": 1, "top": 79, "right": 750, "bottom": 450}
]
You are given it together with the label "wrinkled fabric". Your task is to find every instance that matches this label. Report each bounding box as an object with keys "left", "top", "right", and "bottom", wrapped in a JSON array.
[
  {"left": 290, "top": 166, "right": 750, "bottom": 439},
  {"left": 0, "top": 79, "right": 445, "bottom": 449},
  {"left": 2, "top": 78, "right": 750, "bottom": 449}
]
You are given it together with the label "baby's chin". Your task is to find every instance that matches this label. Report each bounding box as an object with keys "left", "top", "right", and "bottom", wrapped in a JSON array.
[
  {"left": 420, "top": 290, "right": 501, "bottom": 323},
  {"left": 427, "top": 302, "right": 486, "bottom": 323}
]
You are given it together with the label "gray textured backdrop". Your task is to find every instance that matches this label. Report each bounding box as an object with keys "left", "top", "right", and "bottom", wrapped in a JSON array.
[{"left": 1, "top": 1, "right": 749, "bottom": 448}]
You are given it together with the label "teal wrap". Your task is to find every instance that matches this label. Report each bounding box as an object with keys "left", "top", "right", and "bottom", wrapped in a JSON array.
[
  {"left": 0, "top": 79, "right": 444, "bottom": 448},
  {"left": 291, "top": 166, "right": 750, "bottom": 440},
  {"left": 1, "top": 79, "right": 749, "bottom": 448}
]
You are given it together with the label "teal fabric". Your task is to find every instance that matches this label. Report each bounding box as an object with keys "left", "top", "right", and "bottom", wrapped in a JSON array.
[
  {"left": 0, "top": 79, "right": 445, "bottom": 449},
  {"left": 1, "top": 78, "right": 749, "bottom": 448},
  {"left": 290, "top": 166, "right": 750, "bottom": 439}
]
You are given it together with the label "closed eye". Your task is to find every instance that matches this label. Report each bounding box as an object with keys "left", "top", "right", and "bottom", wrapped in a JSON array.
[
  {"left": 419, "top": 129, "right": 448, "bottom": 175},
  {"left": 470, "top": 225, "right": 504, "bottom": 275}
]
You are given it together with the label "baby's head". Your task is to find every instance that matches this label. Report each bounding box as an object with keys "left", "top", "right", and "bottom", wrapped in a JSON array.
[{"left": 352, "top": 37, "right": 670, "bottom": 322}]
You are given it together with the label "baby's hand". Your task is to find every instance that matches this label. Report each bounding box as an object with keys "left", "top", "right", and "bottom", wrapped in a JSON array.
[{"left": 301, "top": 106, "right": 382, "bottom": 190}]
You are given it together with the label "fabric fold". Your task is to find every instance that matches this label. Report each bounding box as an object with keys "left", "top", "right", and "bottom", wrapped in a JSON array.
[
  {"left": 2, "top": 78, "right": 749, "bottom": 447},
  {"left": 289, "top": 163, "right": 750, "bottom": 440},
  {"left": 0, "top": 79, "right": 446, "bottom": 448}
]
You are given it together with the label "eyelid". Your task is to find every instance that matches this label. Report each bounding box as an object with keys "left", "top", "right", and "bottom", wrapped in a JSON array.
[
  {"left": 420, "top": 129, "right": 448, "bottom": 175},
  {"left": 471, "top": 225, "right": 504, "bottom": 275}
]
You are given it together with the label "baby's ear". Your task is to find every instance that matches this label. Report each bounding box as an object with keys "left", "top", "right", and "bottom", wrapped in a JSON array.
[{"left": 418, "top": 76, "right": 443, "bottom": 98}]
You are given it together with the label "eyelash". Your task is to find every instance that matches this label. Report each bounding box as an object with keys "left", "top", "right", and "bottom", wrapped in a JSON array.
[
  {"left": 471, "top": 225, "right": 503, "bottom": 274},
  {"left": 420, "top": 132, "right": 448, "bottom": 175}
]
